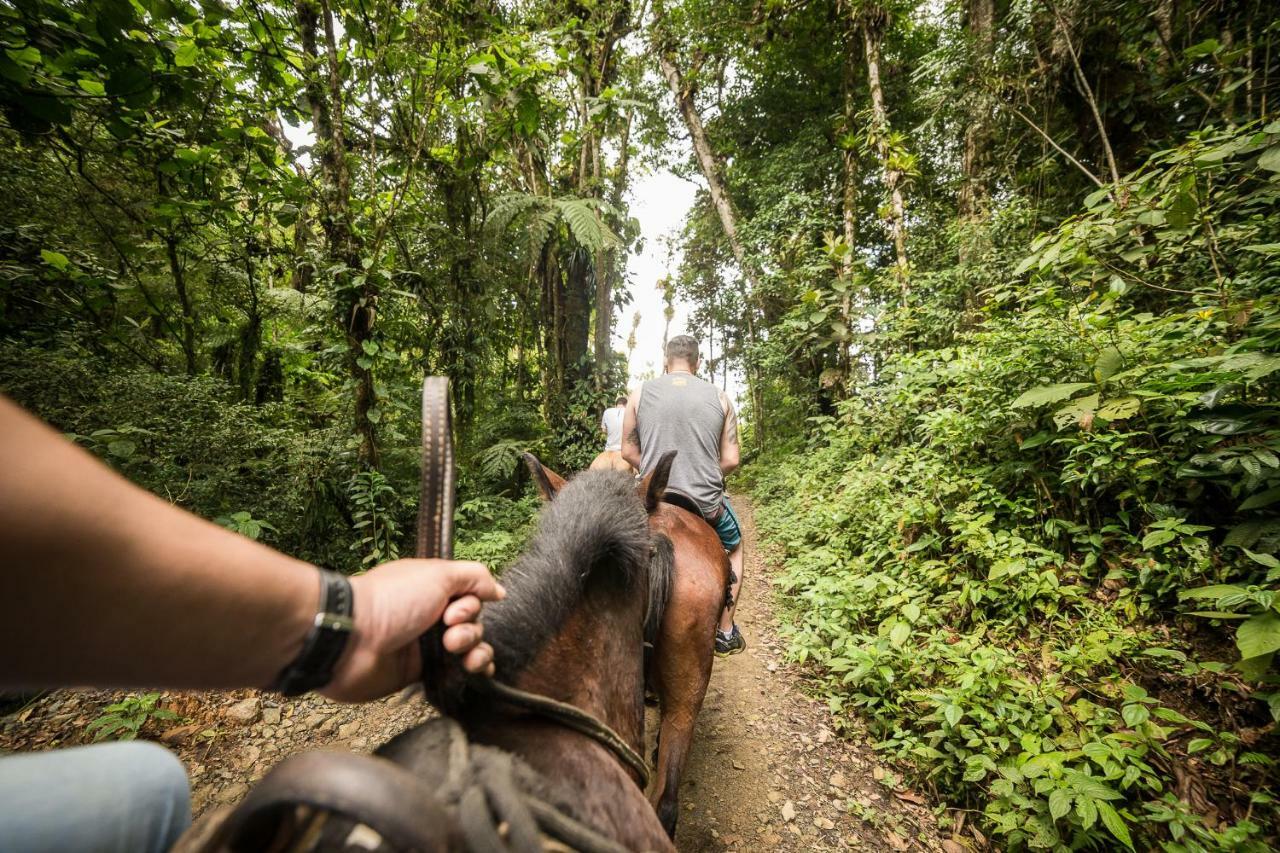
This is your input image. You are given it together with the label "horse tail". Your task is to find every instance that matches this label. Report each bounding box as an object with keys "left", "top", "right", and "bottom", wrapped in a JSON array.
[{"left": 645, "top": 533, "right": 675, "bottom": 647}]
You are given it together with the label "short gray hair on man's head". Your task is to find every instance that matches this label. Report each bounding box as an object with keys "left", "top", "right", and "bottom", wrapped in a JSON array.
[{"left": 664, "top": 335, "right": 700, "bottom": 365}]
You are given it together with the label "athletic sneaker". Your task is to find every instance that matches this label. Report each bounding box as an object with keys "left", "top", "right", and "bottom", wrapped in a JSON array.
[{"left": 715, "top": 625, "right": 746, "bottom": 657}]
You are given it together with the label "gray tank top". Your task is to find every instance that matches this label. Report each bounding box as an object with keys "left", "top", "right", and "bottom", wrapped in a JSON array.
[{"left": 637, "top": 372, "right": 725, "bottom": 517}]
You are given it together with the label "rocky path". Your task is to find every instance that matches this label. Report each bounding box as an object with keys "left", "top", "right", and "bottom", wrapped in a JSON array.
[
  {"left": 1, "top": 496, "right": 947, "bottom": 850},
  {"left": 662, "top": 496, "right": 944, "bottom": 852},
  {"left": 0, "top": 683, "right": 434, "bottom": 816}
]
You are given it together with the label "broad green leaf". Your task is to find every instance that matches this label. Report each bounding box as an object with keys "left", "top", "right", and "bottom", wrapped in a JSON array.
[
  {"left": 40, "top": 249, "right": 69, "bottom": 270},
  {"left": 1096, "top": 802, "right": 1133, "bottom": 849},
  {"left": 1121, "top": 703, "right": 1149, "bottom": 727},
  {"left": 1259, "top": 145, "right": 1280, "bottom": 173},
  {"left": 1048, "top": 788, "right": 1072, "bottom": 821},
  {"left": 1142, "top": 529, "right": 1177, "bottom": 549},
  {"left": 1184, "top": 38, "right": 1220, "bottom": 59},
  {"left": 1012, "top": 383, "right": 1093, "bottom": 409},
  {"left": 1094, "top": 347, "right": 1123, "bottom": 381},
  {"left": 1053, "top": 393, "right": 1099, "bottom": 430},
  {"left": 1240, "top": 487, "right": 1280, "bottom": 511},
  {"left": 108, "top": 439, "right": 137, "bottom": 459},
  {"left": 1238, "top": 653, "right": 1274, "bottom": 680},
  {"left": 1075, "top": 796, "right": 1098, "bottom": 829},
  {"left": 1244, "top": 549, "right": 1280, "bottom": 569},
  {"left": 889, "top": 621, "right": 910, "bottom": 648},
  {"left": 1236, "top": 612, "right": 1280, "bottom": 659},
  {"left": 1178, "top": 583, "right": 1248, "bottom": 601},
  {"left": 1097, "top": 396, "right": 1140, "bottom": 421},
  {"left": 174, "top": 41, "right": 199, "bottom": 67}
]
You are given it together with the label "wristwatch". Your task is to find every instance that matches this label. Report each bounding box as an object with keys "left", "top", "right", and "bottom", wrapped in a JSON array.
[{"left": 271, "top": 569, "right": 355, "bottom": 696}]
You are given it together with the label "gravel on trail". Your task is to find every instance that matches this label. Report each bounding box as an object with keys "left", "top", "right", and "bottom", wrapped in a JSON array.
[
  {"left": 1, "top": 496, "right": 950, "bottom": 851},
  {"left": 661, "top": 496, "right": 945, "bottom": 852}
]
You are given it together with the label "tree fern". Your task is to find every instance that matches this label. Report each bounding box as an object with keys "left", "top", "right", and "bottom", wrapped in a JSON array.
[{"left": 485, "top": 192, "right": 618, "bottom": 257}]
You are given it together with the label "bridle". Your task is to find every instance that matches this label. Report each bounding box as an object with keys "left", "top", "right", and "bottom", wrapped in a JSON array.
[{"left": 414, "top": 377, "right": 651, "bottom": 790}]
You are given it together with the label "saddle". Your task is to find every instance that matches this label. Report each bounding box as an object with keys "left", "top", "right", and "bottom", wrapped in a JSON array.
[
  {"left": 177, "top": 717, "right": 628, "bottom": 853},
  {"left": 657, "top": 489, "right": 708, "bottom": 521}
]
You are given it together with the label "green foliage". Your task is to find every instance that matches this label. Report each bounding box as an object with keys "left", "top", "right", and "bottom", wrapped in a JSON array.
[
  {"left": 455, "top": 493, "right": 540, "bottom": 570},
  {"left": 752, "top": 126, "right": 1280, "bottom": 850},
  {"left": 86, "top": 693, "right": 180, "bottom": 742},
  {"left": 348, "top": 471, "right": 401, "bottom": 568},
  {"left": 216, "top": 511, "right": 278, "bottom": 542}
]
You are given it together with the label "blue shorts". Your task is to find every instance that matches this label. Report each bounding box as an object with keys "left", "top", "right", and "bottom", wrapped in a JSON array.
[{"left": 711, "top": 498, "right": 742, "bottom": 551}]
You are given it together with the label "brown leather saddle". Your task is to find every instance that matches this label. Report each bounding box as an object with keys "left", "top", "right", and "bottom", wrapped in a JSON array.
[{"left": 176, "top": 379, "right": 642, "bottom": 853}]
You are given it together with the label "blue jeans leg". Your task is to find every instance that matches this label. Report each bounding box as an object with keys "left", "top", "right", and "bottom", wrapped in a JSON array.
[{"left": 0, "top": 740, "right": 192, "bottom": 853}]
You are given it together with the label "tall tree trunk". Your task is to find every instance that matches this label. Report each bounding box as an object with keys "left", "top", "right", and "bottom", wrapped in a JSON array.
[
  {"left": 958, "top": 0, "right": 994, "bottom": 222},
  {"left": 593, "top": 111, "right": 633, "bottom": 368},
  {"left": 657, "top": 41, "right": 768, "bottom": 446},
  {"left": 163, "top": 234, "right": 198, "bottom": 376},
  {"left": 299, "top": 0, "right": 378, "bottom": 467},
  {"left": 838, "top": 41, "right": 859, "bottom": 389},
  {"left": 860, "top": 11, "right": 910, "bottom": 286},
  {"left": 539, "top": 242, "right": 566, "bottom": 424},
  {"left": 656, "top": 50, "right": 749, "bottom": 274}
]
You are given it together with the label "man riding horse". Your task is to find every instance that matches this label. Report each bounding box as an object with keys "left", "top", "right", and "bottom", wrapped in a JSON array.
[{"left": 621, "top": 335, "right": 746, "bottom": 656}]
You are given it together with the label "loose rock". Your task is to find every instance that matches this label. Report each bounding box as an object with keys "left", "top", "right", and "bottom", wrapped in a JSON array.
[{"left": 223, "top": 698, "right": 261, "bottom": 725}]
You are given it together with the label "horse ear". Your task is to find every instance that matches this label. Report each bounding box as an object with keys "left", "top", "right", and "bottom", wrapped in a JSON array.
[
  {"left": 639, "top": 450, "right": 677, "bottom": 512},
  {"left": 523, "top": 452, "right": 565, "bottom": 501}
]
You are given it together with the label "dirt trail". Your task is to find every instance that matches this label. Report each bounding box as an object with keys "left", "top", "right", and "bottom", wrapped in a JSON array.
[
  {"left": 663, "top": 496, "right": 943, "bottom": 852},
  {"left": 1, "top": 495, "right": 945, "bottom": 850}
]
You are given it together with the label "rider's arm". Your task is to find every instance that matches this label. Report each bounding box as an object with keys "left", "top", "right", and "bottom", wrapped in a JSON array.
[
  {"left": 718, "top": 392, "right": 740, "bottom": 476},
  {"left": 620, "top": 389, "right": 642, "bottom": 470},
  {"left": 0, "top": 395, "right": 503, "bottom": 702}
]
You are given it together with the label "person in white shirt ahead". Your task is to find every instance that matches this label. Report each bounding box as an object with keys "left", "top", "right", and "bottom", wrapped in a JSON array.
[{"left": 589, "top": 396, "right": 634, "bottom": 472}]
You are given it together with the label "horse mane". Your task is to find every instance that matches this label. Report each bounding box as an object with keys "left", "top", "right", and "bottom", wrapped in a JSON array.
[
  {"left": 486, "top": 468, "right": 655, "bottom": 680},
  {"left": 420, "top": 468, "right": 675, "bottom": 716}
]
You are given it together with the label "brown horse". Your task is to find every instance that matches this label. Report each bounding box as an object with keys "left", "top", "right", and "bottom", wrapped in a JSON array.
[
  {"left": 187, "top": 465, "right": 677, "bottom": 852},
  {"left": 589, "top": 449, "right": 635, "bottom": 473},
  {"left": 527, "top": 453, "right": 730, "bottom": 838}
]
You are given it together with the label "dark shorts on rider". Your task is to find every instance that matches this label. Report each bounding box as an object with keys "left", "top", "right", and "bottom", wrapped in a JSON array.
[{"left": 708, "top": 498, "right": 741, "bottom": 551}]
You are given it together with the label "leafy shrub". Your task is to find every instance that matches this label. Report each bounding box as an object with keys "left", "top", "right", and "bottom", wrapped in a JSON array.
[
  {"left": 755, "top": 124, "right": 1280, "bottom": 851},
  {"left": 86, "top": 693, "right": 180, "bottom": 742}
]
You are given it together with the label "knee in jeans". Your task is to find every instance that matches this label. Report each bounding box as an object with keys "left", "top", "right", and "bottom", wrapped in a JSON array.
[{"left": 116, "top": 741, "right": 191, "bottom": 821}]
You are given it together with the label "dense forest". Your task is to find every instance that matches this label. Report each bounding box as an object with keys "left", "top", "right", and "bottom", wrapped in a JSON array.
[{"left": 2, "top": 0, "right": 1279, "bottom": 849}]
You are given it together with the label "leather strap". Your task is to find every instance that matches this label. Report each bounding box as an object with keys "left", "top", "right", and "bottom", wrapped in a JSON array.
[
  {"left": 271, "top": 570, "right": 354, "bottom": 696},
  {"left": 416, "top": 376, "right": 455, "bottom": 560},
  {"left": 413, "top": 375, "right": 652, "bottom": 791},
  {"left": 206, "top": 751, "right": 457, "bottom": 852}
]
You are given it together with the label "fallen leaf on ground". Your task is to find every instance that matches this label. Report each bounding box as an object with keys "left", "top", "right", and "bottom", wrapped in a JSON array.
[{"left": 885, "top": 830, "right": 910, "bottom": 851}]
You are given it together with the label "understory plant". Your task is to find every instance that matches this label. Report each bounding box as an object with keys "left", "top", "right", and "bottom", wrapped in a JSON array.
[{"left": 755, "top": 123, "right": 1280, "bottom": 851}]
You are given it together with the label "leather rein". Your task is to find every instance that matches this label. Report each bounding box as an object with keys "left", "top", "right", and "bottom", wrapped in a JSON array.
[{"left": 415, "top": 378, "right": 651, "bottom": 790}]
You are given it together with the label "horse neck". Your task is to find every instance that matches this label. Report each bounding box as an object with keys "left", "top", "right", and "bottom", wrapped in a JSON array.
[{"left": 503, "top": 576, "right": 648, "bottom": 754}]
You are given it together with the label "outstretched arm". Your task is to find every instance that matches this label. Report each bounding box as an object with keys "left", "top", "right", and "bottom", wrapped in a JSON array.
[
  {"left": 620, "top": 389, "right": 642, "bottom": 470},
  {"left": 0, "top": 395, "right": 503, "bottom": 702},
  {"left": 719, "top": 392, "right": 741, "bottom": 475}
]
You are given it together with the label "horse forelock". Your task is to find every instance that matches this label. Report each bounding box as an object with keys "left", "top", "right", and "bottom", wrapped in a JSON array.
[{"left": 483, "top": 469, "right": 651, "bottom": 681}]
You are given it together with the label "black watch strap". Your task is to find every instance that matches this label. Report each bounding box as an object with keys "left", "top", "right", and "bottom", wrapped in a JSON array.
[{"left": 271, "top": 570, "right": 355, "bottom": 697}]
